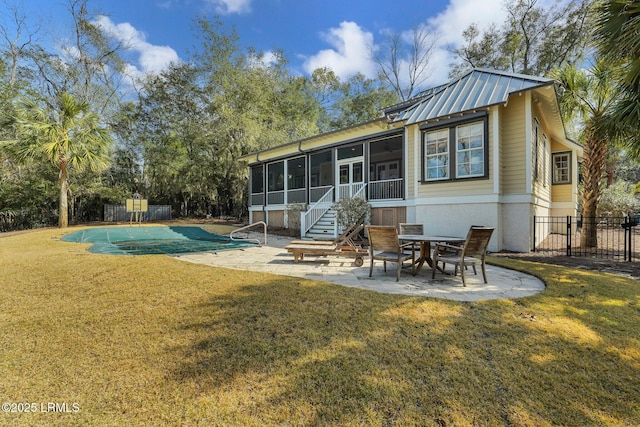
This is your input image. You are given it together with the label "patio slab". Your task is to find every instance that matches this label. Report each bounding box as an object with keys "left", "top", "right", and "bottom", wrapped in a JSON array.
[{"left": 174, "top": 235, "right": 545, "bottom": 301}]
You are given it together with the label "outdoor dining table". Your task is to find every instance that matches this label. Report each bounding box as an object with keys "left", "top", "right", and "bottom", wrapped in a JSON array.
[{"left": 397, "top": 234, "right": 465, "bottom": 274}]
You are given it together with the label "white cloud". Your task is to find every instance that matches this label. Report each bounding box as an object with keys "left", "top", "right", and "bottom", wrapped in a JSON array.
[
  {"left": 302, "top": 1, "right": 508, "bottom": 86},
  {"left": 248, "top": 50, "right": 279, "bottom": 69},
  {"left": 425, "top": 0, "right": 507, "bottom": 85},
  {"left": 302, "top": 21, "right": 376, "bottom": 80},
  {"left": 93, "top": 15, "right": 180, "bottom": 78},
  {"left": 204, "top": 0, "right": 251, "bottom": 14}
]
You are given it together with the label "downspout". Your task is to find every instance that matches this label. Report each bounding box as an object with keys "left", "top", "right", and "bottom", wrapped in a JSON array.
[
  {"left": 256, "top": 152, "right": 267, "bottom": 224},
  {"left": 297, "top": 139, "right": 309, "bottom": 238}
]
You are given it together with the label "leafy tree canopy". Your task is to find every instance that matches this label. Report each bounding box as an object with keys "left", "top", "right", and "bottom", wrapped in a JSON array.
[{"left": 450, "top": 0, "right": 593, "bottom": 78}]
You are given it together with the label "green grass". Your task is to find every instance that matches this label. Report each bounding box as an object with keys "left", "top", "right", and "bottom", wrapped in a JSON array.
[{"left": 1, "top": 226, "right": 638, "bottom": 426}]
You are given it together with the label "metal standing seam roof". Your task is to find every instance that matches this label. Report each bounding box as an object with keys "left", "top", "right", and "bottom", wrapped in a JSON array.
[{"left": 393, "top": 68, "right": 555, "bottom": 125}]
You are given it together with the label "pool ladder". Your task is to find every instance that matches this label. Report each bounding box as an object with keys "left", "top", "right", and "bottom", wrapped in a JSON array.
[{"left": 229, "top": 221, "right": 267, "bottom": 246}]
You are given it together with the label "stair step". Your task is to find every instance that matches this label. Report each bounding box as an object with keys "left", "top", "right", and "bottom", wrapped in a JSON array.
[
  {"left": 304, "top": 208, "right": 337, "bottom": 239},
  {"left": 306, "top": 232, "right": 333, "bottom": 239},
  {"left": 307, "top": 227, "right": 331, "bottom": 231},
  {"left": 316, "top": 221, "right": 333, "bottom": 227}
]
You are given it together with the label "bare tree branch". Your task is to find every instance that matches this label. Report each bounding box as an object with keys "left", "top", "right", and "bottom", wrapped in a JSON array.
[{"left": 372, "top": 26, "right": 439, "bottom": 101}]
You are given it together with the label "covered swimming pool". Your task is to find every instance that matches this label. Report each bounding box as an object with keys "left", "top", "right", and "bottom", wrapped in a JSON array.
[{"left": 61, "top": 226, "right": 257, "bottom": 255}]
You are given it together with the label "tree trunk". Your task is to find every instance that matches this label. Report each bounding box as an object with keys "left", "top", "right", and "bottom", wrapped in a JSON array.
[
  {"left": 59, "top": 176, "right": 69, "bottom": 228},
  {"left": 59, "top": 162, "right": 69, "bottom": 228},
  {"left": 580, "top": 129, "right": 607, "bottom": 248}
]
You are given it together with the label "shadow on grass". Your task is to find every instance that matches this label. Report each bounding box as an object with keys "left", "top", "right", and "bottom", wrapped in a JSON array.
[{"left": 171, "top": 270, "right": 640, "bottom": 425}]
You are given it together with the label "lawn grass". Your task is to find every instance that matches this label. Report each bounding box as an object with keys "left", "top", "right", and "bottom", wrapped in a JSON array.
[{"left": 1, "top": 226, "right": 638, "bottom": 426}]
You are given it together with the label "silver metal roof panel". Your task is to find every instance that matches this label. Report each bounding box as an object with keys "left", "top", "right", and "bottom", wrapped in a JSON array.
[{"left": 394, "top": 68, "right": 553, "bottom": 124}]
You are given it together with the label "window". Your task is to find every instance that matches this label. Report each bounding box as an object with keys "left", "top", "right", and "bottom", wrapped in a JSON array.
[
  {"left": 267, "top": 161, "right": 284, "bottom": 192},
  {"left": 422, "top": 117, "right": 488, "bottom": 182},
  {"left": 250, "top": 165, "right": 264, "bottom": 206},
  {"left": 533, "top": 118, "right": 540, "bottom": 181},
  {"left": 424, "top": 129, "right": 449, "bottom": 180},
  {"left": 287, "top": 157, "right": 305, "bottom": 189},
  {"left": 310, "top": 151, "right": 332, "bottom": 187},
  {"left": 542, "top": 134, "right": 548, "bottom": 186},
  {"left": 337, "top": 144, "right": 363, "bottom": 160},
  {"left": 370, "top": 135, "right": 403, "bottom": 181},
  {"left": 456, "top": 122, "right": 485, "bottom": 178},
  {"left": 251, "top": 165, "right": 263, "bottom": 194},
  {"left": 552, "top": 152, "right": 571, "bottom": 184}
]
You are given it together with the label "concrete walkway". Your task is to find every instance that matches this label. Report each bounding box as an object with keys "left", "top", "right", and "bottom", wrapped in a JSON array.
[{"left": 174, "top": 234, "right": 545, "bottom": 302}]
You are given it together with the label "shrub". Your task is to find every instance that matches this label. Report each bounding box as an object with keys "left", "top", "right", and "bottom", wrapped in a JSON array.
[
  {"left": 286, "top": 202, "right": 307, "bottom": 233},
  {"left": 332, "top": 197, "right": 371, "bottom": 228},
  {"left": 597, "top": 180, "right": 640, "bottom": 217}
]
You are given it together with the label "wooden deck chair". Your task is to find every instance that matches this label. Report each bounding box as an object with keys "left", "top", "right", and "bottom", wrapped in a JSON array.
[
  {"left": 366, "top": 225, "right": 416, "bottom": 282},
  {"left": 334, "top": 223, "right": 365, "bottom": 250},
  {"left": 398, "top": 223, "right": 424, "bottom": 257},
  {"left": 431, "top": 227, "right": 494, "bottom": 286},
  {"left": 398, "top": 223, "right": 424, "bottom": 235}
]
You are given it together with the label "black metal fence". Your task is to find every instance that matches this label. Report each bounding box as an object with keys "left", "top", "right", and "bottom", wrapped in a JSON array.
[
  {"left": 533, "top": 216, "right": 638, "bottom": 261},
  {"left": 103, "top": 205, "right": 172, "bottom": 222}
]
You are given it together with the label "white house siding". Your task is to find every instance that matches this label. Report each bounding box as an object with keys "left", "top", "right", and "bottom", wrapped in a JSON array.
[
  {"left": 502, "top": 202, "right": 533, "bottom": 251},
  {"left": 414, "top": 200, "right": 501, "bottom": 252}
]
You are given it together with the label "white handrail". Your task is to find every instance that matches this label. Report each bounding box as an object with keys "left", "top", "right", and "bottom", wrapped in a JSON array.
[
  {"left": 229, "top": 221, "right": 267, "bottom": 246},
  {"left": 301, "top": 186, "right": 334, "bottom": 236},
  {"left": 338, "top": 181, "right": 367, "bottom": 199},
  {"left": 352, "top": 182, "right": 367, "bottom": 198},
  {"left": 369, "top": 178, "right": 403, "bottom": 200},
  {"left": 334, "top": 183, "right": 367, "bottom": 235}
]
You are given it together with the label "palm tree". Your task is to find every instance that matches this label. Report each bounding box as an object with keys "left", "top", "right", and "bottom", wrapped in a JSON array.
[
  {"left": 553, "top": 60, "right": 626, "bottom": 248},
  {"left": 594, "top": 0, "right": 640, "bottom": 146},
  {"left": 2, "top": 92, "right": 111, "bottom": 227}
]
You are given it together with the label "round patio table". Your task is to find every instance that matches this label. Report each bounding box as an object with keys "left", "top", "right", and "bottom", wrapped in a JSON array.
[{"left": 398, "top": 235, "right": 465, "bottom": 274}]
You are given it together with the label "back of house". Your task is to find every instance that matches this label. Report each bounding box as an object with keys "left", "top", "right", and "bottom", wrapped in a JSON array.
[{"left": 239, "top": 68, "right": 583, "bottom": 252}]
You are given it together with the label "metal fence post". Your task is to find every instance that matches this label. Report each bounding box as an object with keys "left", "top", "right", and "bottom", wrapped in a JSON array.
[
  {"left": 532, "top": 215, "right": 536, "bottom": 252},
  {"left": 567, "top": 216, "right": 572, "bottom": 257},
  {"left": 625, "top": 216, "right": 632, "bottom": 262}
]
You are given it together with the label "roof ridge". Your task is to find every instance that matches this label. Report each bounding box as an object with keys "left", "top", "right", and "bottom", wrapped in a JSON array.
[
  {"left": 392, "top": 68, "right": 555, "bottom": 124},
  {"left": 471, "top": 67, "right": 553, "bottom": 82}
]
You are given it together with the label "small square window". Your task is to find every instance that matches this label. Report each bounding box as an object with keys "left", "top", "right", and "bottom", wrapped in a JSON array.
[{"left": 552, "top": 152, "right": 571, "bottom": 184}]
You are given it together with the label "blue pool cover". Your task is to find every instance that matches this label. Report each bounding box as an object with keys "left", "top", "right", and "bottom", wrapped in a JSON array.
[{"left": 61, "top": 226, "right": 257, "bottom": 255}]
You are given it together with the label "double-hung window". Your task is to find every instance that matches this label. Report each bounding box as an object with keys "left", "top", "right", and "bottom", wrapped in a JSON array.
[
  {"left": 552, "top": 152, "right": 571, "bottom": 184},
  {"left": 422, "top": 116, "right": 487, "bottom": 182},
  {"left": 424, "top": 129, "right": 449, "bottom": 180},
  {"left": 456, "top": 122, "right": 485, "bottom": 178}
]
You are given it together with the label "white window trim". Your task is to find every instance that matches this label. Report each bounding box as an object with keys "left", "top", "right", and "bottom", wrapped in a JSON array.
[
  {"left": 552, "top": 151, "right": 572, "bottom": 185},
  {"left": 542, "top": 134, "right": 548, "bottom": 187},
  {"left": 423, "top": 128, "right": 450, "bottom": 181},
  {"left": 455, "top": 122, "right": 485, "bottom": 179},
  {"left": 533, "top": 117, "right": 540, "bottom": 181}
]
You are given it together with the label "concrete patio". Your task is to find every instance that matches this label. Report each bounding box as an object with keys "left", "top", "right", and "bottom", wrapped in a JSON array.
[{"left": 174, "top": 234, "right": 545, "bottom": 302}]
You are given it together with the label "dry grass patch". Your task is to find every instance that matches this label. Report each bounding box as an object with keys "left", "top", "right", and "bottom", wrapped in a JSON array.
[{"left": 0, "top": 226, "right": 638, "bottom": 426}]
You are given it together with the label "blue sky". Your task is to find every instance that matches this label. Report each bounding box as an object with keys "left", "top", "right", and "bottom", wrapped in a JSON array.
[{"left": 10, "top": 0, "right": 520, "bottom": 87}]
